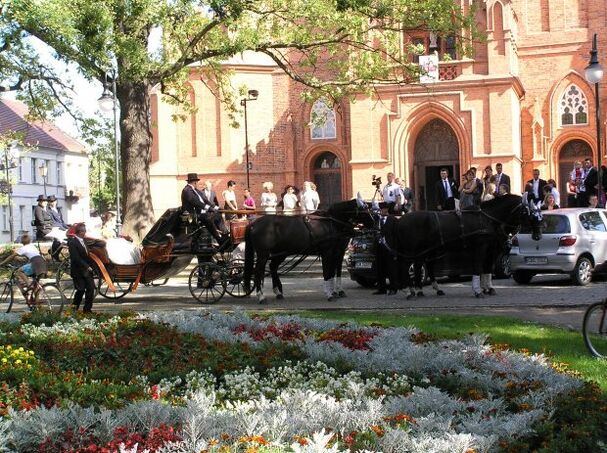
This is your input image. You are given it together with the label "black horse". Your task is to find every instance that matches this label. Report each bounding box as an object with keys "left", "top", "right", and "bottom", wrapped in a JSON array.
[
  {"left": 243, "top": 196, "right": 372, "bottom": 302},
  {"left": 381, "top": 194, "right": 543, "bottom": 298}
]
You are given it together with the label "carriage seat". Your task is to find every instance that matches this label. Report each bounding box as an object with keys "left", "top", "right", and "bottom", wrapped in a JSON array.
[
  {"left": 141, "top": 234, "right": 174, "bottom": 263},
  {"left": 105, "top": 238, "right": 142, "bottom": 265}
]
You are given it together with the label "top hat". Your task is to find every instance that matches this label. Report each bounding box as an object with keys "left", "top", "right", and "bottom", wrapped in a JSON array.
[
  {"left": 47, "top": 195, "right": 57, "bottom": 202},
  {"left": 186, "top": 173, "right": 200, "bottom": 182},
  {"left": 36, "top": 194, "right": 47, "bottom": 202}
]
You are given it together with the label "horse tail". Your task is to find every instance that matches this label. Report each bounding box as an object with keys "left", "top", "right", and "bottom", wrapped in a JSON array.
[{"left": 243, "top": 224, "right": 255, "bottom": 290}]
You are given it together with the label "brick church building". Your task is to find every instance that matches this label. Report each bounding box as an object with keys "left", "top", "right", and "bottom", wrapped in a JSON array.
[{"left": 150, "top": 0, "right": 606, "bottom": 216}]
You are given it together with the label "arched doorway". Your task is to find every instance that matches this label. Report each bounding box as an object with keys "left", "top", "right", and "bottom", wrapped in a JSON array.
[
  {"left": 413, "top": 119, "right": 460, "bottom": 210},
  {"left": 558, "top": 139, "right": 592, "bottom": 207},
  {"left": 312, "top": 151, "right": 343, "bottom": 208}
]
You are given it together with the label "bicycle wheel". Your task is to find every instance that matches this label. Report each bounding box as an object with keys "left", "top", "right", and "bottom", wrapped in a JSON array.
[
  {"left": 31, "top": 283, "right": 66, "bottom": 313},
  {"left": 55, "top": 260, "right": 76, "bottom": 303},
  {"left": 0, "top": 282, "right": 15, "bottom": 313},
  {"left": 188, "top": 262, "right": 226, "bottom": 304},
  {"left": 583, "top": 300, "right": 607, "bottom": 358}
]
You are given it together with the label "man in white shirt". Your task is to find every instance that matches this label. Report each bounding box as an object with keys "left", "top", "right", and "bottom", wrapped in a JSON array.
[{"left": 382, "top": 172, "right": 404, "bottom": 214}]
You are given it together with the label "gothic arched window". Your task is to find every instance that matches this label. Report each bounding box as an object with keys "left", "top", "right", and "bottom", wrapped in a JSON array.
[
  {"left": 559, "top": 84, "right": 588, "bottom": 126},
  {"left": 310, "top": 100, "right": 336, "bottom": 139}
]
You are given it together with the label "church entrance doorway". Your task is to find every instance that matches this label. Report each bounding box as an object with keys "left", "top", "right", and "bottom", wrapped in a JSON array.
[
  {"left": 558, "top": 139, "right": 592, "bottom": 207},
  {"left": 413, "top": 119, "right": 460, "bottom": 210},
  {"left": 312, "top": 151, "right": 343, "bottom": 208}
]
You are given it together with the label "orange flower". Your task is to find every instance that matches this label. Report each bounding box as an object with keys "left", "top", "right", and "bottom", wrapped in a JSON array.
[
  {"left": 293, "top": 435, "right": 308, "bottom": 446},
  {"left": 370, "top": 425, "right": 385, "bottom": 437}
]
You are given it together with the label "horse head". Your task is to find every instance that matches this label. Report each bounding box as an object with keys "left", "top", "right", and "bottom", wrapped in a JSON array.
[
  {"left": 523, "top": 201, "right": 543, "bottom": 241},
  {"left": 326, "top": 194, "right": 375, "bottom": 229},
  {"left": 480, "top": 194, "right": 542, "bottom": 241}
]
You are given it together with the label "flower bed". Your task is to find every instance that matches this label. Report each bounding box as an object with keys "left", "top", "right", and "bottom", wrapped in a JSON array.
[{"left": 0, "top": 310, "right": 603, "bottom": 452}]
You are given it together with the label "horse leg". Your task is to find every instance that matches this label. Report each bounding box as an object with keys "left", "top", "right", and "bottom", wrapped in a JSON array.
[
  {"left": 415, "top": 260, "right": 425, "bottom": 297},
  {"left": 472, "top": 244, "right": 485, "bottom": 298},
  {"left": 427, "top": 261, "right": 445, "bottom": 296},
  {"left": 401, "top": 259, "right": 416, "bottom": 300},
  {"left": 321, "top": 252, "right": 336, "bottom": 301},
  {"left": 254, "top": 253, "right": 269, "bottom": 303},
  {"left": 334, "top": 244, "right": 347, "bottom": 297},
  {"left": 269, "top": 256, "right": 286, "bottom": 299}
]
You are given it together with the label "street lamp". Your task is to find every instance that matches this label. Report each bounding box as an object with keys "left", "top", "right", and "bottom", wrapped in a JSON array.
[
  {"left": 98, "top": 71, "right": 121, "bottom": 234},
  {"left": 585, "top": 33, "right": 605, "bottom": 205},
  {"left": 38, "top": 162, "right": 48, "bottom": 197},
  {"left": 0, "top": 153, "right": 17, "bottom": 242},
  {"left": 240, "top": 89, "right": 259, "bottom": 189}
]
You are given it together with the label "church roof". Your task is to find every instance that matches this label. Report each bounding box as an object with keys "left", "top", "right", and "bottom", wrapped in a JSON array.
[{"left": 0, "top": 98, "right": 86, "bottom": 153}]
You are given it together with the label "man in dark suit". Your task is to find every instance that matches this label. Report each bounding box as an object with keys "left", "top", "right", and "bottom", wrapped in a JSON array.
[
  {"left": 579, "top": 158, "right": 598, "bottom": 207},
  {"left": 180, "top": 173, "right": 224, "bottom": 242},
  {"left": 434, "top": 168, "right": 459, "bottom": 210},
  {"left": 526, "top": 169, "right": 547, "bottom": 204},
  {"left": 494, "top": 163, "right": 510, "bottom": 196},
  {"left": 46, "top": 195, "right": 68, "bottom": 229},
  {"left": 67, "top": 223, "right": 96, "bottom": 313},
  {"left": 200, "top": 180, "right": 219, "bottom": 209},
  {"left": 33, "top": 195, "right": 53, "bottom": 240}
]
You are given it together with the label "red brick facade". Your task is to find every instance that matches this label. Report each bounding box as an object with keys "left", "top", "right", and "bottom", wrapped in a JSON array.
[{"left": 150, "top": 1, "right": 607, "bottom": 215}]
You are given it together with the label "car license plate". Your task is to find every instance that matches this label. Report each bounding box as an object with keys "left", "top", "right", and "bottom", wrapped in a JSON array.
[
  {"left": 525, "top": 257, "right": 547, "bottom": 265},
  {"left": 355, "top": 262, "right": 373, "bottom": 269}
]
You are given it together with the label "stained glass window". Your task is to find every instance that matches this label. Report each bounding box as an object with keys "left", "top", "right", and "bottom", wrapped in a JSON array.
[
  {"left": 310, "top": 100, "right": 337, "bottom": 139},
  {"left": 560, "top": 84, "right": 588, "bottom": 126}
]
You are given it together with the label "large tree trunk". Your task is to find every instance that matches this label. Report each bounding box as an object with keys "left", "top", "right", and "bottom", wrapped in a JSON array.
[{"left": 117, "top": 80, "right": 155, "bottom": 242}]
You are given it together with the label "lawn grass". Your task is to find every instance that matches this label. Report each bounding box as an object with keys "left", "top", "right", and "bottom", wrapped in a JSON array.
[{"left": 292, "top": 311, "right": 607, "bottom": 389}]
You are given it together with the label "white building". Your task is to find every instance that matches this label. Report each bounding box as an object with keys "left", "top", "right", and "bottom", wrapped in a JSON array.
[{"left": 0, "top": 99, "right": 90, "bottom": 243}]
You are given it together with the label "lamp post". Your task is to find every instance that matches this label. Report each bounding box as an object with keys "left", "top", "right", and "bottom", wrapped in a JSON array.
[
  {"left": 0, "top": 151, "right": 17, "bottom": 242},
  {"left": 240, "top": 89, "right": 259, "bottom": 189},
  {"left": 38, "top": 162, "right": 48, "bottom": 197},
  {"left": 98, "top": 71, "right": 121, "bottom": 234},
  {"left": 585, "top": 33, "right": 605, "bottom": 205}
]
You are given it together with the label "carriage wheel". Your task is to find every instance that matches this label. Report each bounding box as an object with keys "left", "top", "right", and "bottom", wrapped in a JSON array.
[
  {"left": 93, "top": 268, "right": 132, "bottom": 301},
  {"left": 188, "top": 262, "right": 226, "bottom": 304},
  {"left": 224, "top": 260, "right": 252, "bottom": 298}
]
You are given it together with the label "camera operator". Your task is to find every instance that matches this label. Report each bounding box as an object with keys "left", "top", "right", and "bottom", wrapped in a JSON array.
[{"left": 381, "top": 172, "right": 404, "bottom": 215}]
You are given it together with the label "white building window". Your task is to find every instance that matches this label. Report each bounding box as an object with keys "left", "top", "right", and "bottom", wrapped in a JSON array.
[
  {"left": 560, "top": 84, "right": 588, "bottom": 126},
  {"left": 310, "top": 99, "right": 337, "bottom": 139},
  {"left": 1, "top": 206, "right": 8, "bottom": 232},
  {"left": 18, "top": 157, "right": 24, "bottom": 182},
  {"left": 56, "top": 161, "right": 62, "bottom": 186},
  {"left": 19, "top": 205, "right": 25, "bottom": 231},
  {"left": 31, "top": 158, "right": 37, "bottom": 183}
]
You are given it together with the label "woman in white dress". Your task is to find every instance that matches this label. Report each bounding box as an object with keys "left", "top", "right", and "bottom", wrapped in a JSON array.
[
  {"left": 282, "top": 185, "right": 299, "bottom": 215},
  {"left": 222, "top": 180, "right": 238, "bottom": 220},
  {"left": 260, "top": 181, "right": 278, "bottom": 214},
  {"left": 300, "top": 181, "right": 320, "bottom": 213}
]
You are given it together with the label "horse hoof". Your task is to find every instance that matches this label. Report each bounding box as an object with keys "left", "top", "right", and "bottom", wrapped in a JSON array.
[
  {"left": 436, "top": 290, "right": 445, "bottom": 296},
  {"left": 474, "top": 292, "right": 484, "bottom": 299},
  {"left": 406, "top": 294, "right": 416, "bottom": 300},
  {"left": 258, "top": 299, "right": 266, "bottom": 304},
  {"left": 487, "top": 288, "right": 497, "bottom": 296},
  {"left": 276, "top": 294, "right": 284, "bottom": 300},
  {"left": 327, "top": 296, "right": 334, "bottom": 302},
  {"left": 416, "top": 291, "right": 425, "bottom": 297},
  {"left": 338, "top": 290, "right": 346, "bottom": 298}
]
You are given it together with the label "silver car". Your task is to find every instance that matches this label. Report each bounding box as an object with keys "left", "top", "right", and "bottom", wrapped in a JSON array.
[{"left": 510, "top": 208, "right": 607, "bottom": 285}]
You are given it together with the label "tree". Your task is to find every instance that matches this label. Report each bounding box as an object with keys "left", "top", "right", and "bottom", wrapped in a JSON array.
[{"left": 2, "top": 0, "right": 477, "bottom": 240}]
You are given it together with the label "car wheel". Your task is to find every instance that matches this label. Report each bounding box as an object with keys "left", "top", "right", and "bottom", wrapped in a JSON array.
[
  {"left": 512, "top": 270, "right": 534, "bottom": 284},
  {"left": 494, "top": 254, "right": 511, "bottom": 279},
  {"left": 355, "top": 276, "right": 377, "bottom": 288},
  {"left": 571, "top": 256, "right": 593, "bottom": 286}
]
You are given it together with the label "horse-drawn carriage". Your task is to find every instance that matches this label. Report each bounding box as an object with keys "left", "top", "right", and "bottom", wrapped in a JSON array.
[{"left": 55, "top": 208, "right": 252, "bottom": 304}]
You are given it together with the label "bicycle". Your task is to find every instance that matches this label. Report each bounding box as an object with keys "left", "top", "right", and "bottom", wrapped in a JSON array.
[
  {"left": 0, "top": 265, "right": 66, "bottom": 313},
  {"left": 582, "top": 298, "right": 607, "bottom": 358}
]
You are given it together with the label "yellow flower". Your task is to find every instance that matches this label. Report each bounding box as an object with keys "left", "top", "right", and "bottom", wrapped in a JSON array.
[
  {"left": 1, "top": 358, "right": 7, "bottom": 363},
  {"left": 15, "top": 359, "right": 22, "bottom": 365}
]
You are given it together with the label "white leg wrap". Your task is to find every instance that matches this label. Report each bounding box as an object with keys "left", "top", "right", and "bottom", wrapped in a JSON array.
[
  {"left": 323, "top": 279, "right": 334, "bottom": 298},
  {"left": 480, "top": 274, "right": 489, "bottom": 290},
  {"left": 487, "top": 273, "right": 493, "bottom": 289},
  {"left": 431, "top": 280, "right": 440, "bottom": 291},
  {"left": 273, "top": 287, "right": 282, "bottom": 296},
  {"left": 335, "top": 277, "right": 342, "bottom": 292},
  {"left": 472, "top": 275, "right": 481, "bottom": 294},
  {"left": 257, "top": 289, "right": 265, "bottom": 302}
]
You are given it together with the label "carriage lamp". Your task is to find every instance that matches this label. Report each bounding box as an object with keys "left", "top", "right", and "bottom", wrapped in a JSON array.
[
  {"left": 98, "top": 70, "right": 121, "bottom": 235},
  {"left": 585, "top": 33, "right": 604, "bottom": 205},
  {"left": 240, "top": 89, "right": 259, "bottom": 190}
]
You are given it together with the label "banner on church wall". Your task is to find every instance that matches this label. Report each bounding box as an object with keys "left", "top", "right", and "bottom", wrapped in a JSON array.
[{"left": 419, "top": 54, "right": 439, "bottom": 83}]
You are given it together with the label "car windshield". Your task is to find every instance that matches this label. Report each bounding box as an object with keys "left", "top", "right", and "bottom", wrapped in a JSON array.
[{"left": 520, "top": 214, "right": 570, "bottom": 234}]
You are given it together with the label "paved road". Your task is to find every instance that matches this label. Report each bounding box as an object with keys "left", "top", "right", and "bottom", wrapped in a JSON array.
[{"left": 38, "top": 273, "right": 607, "bottom": 331}]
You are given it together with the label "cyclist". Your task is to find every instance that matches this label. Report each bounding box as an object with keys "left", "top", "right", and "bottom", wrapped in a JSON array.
[{"left": 0, "top": 233, "right": 48, "bottom": 289}]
